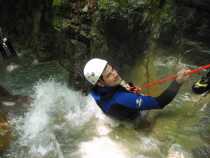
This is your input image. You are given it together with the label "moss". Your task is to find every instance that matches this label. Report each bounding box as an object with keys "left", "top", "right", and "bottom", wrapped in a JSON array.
[
  {"left": 98, "top": 0, "right": 128, "bottom": 10},
  {"left": 52, "top": 0, "right": 62, "bottom": 7},
  {"left": 98, "top": 0, "right": 116, "bottom": 9},
  {"left": 113, "top": 0, "right": 128, "bottom": 7}
]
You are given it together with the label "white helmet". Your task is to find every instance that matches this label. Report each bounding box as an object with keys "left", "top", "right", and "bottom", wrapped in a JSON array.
[{"left": 83, "top": 58, "right": 108, "bottom": 85}]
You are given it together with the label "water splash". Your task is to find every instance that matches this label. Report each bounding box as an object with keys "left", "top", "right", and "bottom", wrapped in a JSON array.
[
  {"left": 79, "top": 137, "right": 128, "bottom": 158},
  {"left": 5, "top": 79, "right": 166, "bottom": 158},
  {"left": 7, "top": 79, "right": 98, "bottom": 158}
]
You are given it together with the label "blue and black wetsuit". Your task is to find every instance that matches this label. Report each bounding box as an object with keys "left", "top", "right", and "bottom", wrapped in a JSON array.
[{"left": 91, "top": 81, "right": 182, "bottom": 121}]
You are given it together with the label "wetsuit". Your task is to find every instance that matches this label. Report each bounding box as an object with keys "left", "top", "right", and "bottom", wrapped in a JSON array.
[{"left": 91, "top": 81, "right": 182, "bottom": 121}]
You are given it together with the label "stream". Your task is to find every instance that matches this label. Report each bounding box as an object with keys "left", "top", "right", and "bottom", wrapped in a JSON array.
[{"left": 0, "top": 47, "right": 210, "bottom": 158}]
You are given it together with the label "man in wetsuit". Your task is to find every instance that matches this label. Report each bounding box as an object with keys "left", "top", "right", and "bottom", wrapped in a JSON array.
[
  {"left": 83, "top": 58, "right": 191, "bottom": 121},
  {"left": 0, "top": 27, "right": 17, "bottom": 59}
]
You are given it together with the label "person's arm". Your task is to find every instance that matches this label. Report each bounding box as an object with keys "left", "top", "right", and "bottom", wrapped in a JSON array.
[
  {"left": 114, "top": 82, "right": 180, "bottom": 111},
  {"left": 114, "top": 69, "right": 190, "bottom": 111},
  {"left": 114, "top": 92, "right": 160, "bottom": 111},
  {"left": 155, "top": 80, "right": 181, "bottom": 109},
  {"left": 149, "top": 68, "right": 191, "bottom": 109}
]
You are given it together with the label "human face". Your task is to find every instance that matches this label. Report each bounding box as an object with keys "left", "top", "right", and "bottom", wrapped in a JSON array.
[{"left": 99, "top": 64, "right": 122, "bottom": 87}]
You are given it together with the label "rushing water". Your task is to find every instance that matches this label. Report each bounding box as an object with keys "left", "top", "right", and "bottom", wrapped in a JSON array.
[{"left": 0, "top": 48, "right": 210, "bottom": 158}]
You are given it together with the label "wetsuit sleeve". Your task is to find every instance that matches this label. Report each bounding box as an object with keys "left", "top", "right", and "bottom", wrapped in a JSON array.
[
  {"left": 114, "top": 81, "right": 182, "bottom": 111},
  {"left": 114, "top": 92, "right": 160, "bottom": 111},
  {"left": 154, "top": 80, "right": 182, "bottom": 109}
]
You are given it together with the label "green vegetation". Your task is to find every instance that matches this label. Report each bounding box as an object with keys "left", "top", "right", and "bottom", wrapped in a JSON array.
[
  {"left": 98, "top": 0, "right": 128, "bottom": 10},
  {"left": 52, "top": 0, "right": 62, "bottom": 7}
]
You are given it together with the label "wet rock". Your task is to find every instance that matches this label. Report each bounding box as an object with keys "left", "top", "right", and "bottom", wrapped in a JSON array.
[
  {"left": 0, "top": 85, "right": 32, "bottom": 114},
  {"left": 180, "top": 40, "right": 210, "bottom": 66},
  {"left": 175, "top": 0, "right": 210, "bottom": 46},
  {"left": 192, "top": 145, "right": 210, "bottom": 158},
  {"left": 176, "top": 0, "right": 210, "bottom": 13},
  {"left": 0, "top": 95, "right": 32, "bottom": 114},
  {"left": 0, "top": 86, "right": 32, "bottom": 153},
  {"left": 0, "top": 114, "right": 11, "bottom": 153}
]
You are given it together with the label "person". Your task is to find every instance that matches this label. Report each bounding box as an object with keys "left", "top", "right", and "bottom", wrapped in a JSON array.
[
  {"left": 83, "top": 58, "right": 191, "bottom": 121},
  {"left": 0, "top": 27, "right": 17, "bottom": 59},
  {"left": 192, "top": 70, "right": 210, "bottom": 94}
]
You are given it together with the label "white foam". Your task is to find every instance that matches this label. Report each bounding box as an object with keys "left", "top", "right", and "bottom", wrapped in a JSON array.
[
  {"left": 80, "top": 137, "right": 128, "bottom": 158},
  {"left": 14, "top": 79, "right": 99, "bottom": 158}
]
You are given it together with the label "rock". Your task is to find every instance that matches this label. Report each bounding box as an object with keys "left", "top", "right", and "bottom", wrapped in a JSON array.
[
  {"left": 0, "top": 114, "right": 11, "bottom": 153},
  {"left": 192, "top": 145, "right": 210, "bottom": 158},
  {"left": 82, "top": 5, "right": 89, "bottom": 13},
  {"left": 0, "top": 85, "right": 32, "bottom": 113}
]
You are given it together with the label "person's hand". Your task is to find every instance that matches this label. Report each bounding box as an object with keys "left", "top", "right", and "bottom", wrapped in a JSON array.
[{"left": 176, "top": 68, "right": 191, "bottom": 84}]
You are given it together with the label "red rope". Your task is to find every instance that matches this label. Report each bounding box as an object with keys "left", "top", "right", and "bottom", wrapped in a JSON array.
[{"left": 142, "top": 64, "right": 210, "bottom": 89}]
